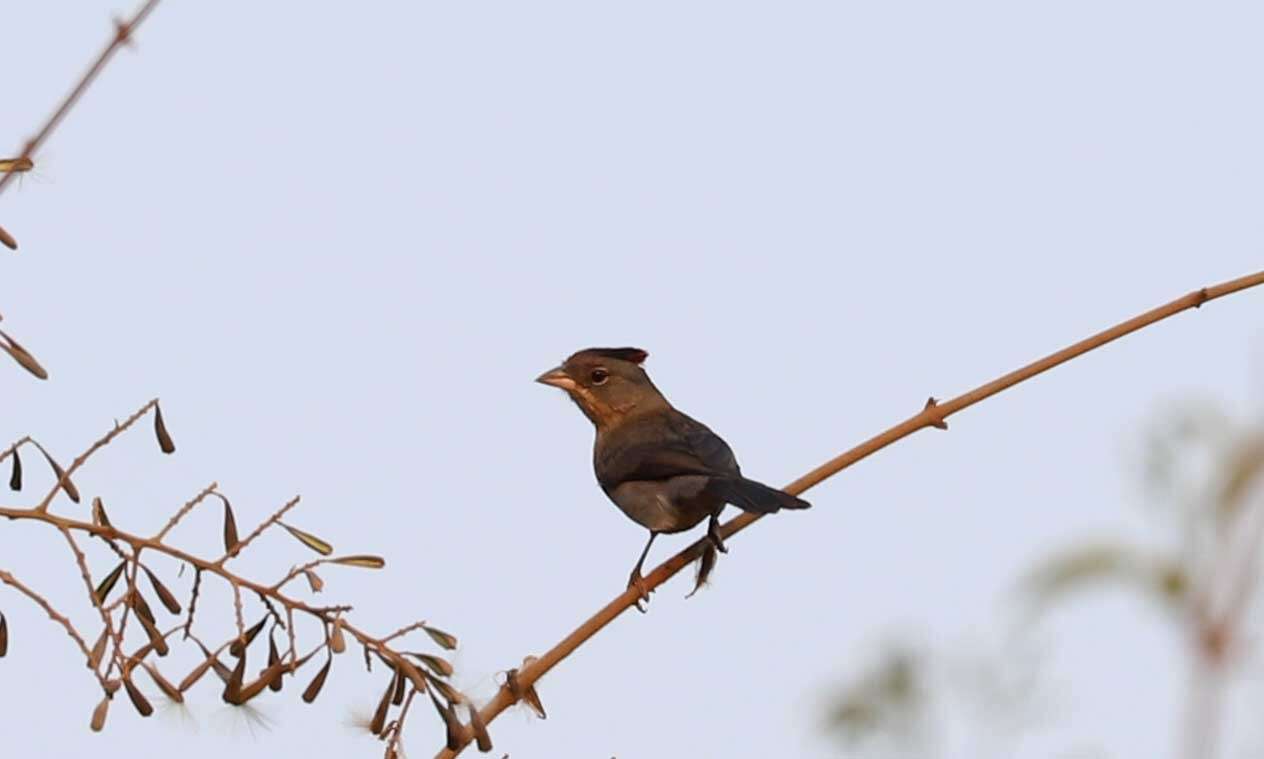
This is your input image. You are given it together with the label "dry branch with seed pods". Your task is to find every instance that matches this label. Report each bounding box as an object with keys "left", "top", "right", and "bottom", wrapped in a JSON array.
[{"left": 0, "top": 399, "right": 472, "bottom": 756}]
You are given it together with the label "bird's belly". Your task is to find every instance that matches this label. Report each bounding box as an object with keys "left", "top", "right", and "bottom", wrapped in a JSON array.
[{"left": 607, "top": 477, "right": 717, "bottom": 533}]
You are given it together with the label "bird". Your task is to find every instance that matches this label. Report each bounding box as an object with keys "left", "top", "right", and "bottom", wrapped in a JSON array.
[{"left": 536, "top": 347, "right": 810, "bottom": 608}]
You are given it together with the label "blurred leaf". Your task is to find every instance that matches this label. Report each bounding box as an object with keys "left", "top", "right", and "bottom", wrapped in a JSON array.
[
  {"left": 825, "top": 646, "right": 924, "bottom": 745},
  {"left": 1217, "top": 432, "right": 1264, "bottom": 522},
  {"left": 1021, "top": 542, "right": 1187, "bottom": 613}
]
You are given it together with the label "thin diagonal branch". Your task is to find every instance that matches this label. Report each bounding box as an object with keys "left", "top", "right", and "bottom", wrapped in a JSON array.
[
  {"left": 0, "top": 568, "right": 110, "bottom": 691},
  {"left": 0, "top": 0, "right": 161, "bottom": 199},
  {"left": 0, "top": 0, "right": 163, "bottom": 250},
  {"left": 435, "top": 269, "right": 1264, "bottom": 758},
  {"left": 36, "top": 399, "right": 159, "bottom": 512}
]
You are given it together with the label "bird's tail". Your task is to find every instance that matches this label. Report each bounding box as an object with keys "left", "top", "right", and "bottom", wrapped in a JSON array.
[{"left": 709, "top": 476, "right": 811, "bottom": 514}]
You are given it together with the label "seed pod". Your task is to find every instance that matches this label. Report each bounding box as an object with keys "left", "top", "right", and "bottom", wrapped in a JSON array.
[
  {"left": 143, "top": 567, "right": 181, "bottom": 614},
  {"left": 332, "top": 555, "right": 386, "bottom": 569},
  {"left": 522, "top": 682, "right": 547, "bottom": 720},
  {"left": 178, "top": 655, "right": 216, "bottom": 692},
  {"left": 428, "top": 676, "right": 461, "bottom": 705},
  {"left": 134, "top": 605, "right": 169, "bottom": 656},
  {"left": 0, "top": 612, "right": 7, "bottom": 657},
  {"left": 397, "top": 658, "right": 427, "bottom": 693},
  {"left": 391, "top": 665, "right": 407, "bottom": 706},
  {"left": 7, "top": 448, "right": 20, "bottom": 491},
  {"left": 507, "top": 669, "right": 546, "bottom": 719},
  {"left": 88, "top": 627, "right": 109, "bottom": 669},
  {"left": 266, "top": 635, "right": 284, "bottom": 692},
  {"left": 0, "top": 225, "right": 15, "bottom": 251},
  {"left": 129, "top": 590, "right": 156, "bottom": 626},
  {"left": 153, "top": 403, "right": 176, "bottom": 454},
  {"left": 468, "top": 701, "right": 493, "bottom": 752},
  {"left": 232, "top": 660, "right": 286, "bottom": 705},
  {"left": 94, "top": 562, "right": 126, "bottom": 605},
  {"left": 429, "top": 690, "right": 464, "bottom": 750},
  {"left": 143, "top": 663, "right": 183, "bottom": 703},
  {"left": 303, "top": 569, "right": 324, "bottom": 593},
  {"left": 416, "top": 653, "right": 453, "bottom": 677},
  {"left": 0, "top": 330, "right": 47, "bottom": 380},
  {"left": 0, "top": 157, "right": 33, "bottom": 173},
  {"left": 424, "top": 625, "right": 458, "bottom": 651},
  {"left": 281, "top": 523, "right": 333, "bottom": 556},
  {"left": 222, "top": 649, "right": 247, "bottom": 704},
  {"left": 370, "top": 672, "right": 395, "bottom": 736},
  {"left": 301, "top": 657, "right": 332, "bottom": 703},
  {"left": 123, "top": 676, "right": 153, "bottom": 717},
  {"left": 229, "top": 617, "right": 267, "bottom": 658},
  {"left": 221, "top": 498, "right": 239, "bottom": 554},
  {"left": 89, "top": 696, "right": 110, "bottom": 732},
  {"left": 32, "top": 441, "right": 77, "bottom": 501},
  {"left": 329, "top": 618, "right": 346, "bottom": 654},
  {"left": 91, "top": 496, "right": 113, "bottom": 528}
]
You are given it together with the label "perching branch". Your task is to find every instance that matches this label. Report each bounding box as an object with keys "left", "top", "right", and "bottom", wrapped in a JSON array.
[{"left": 435, "top": 269, "right": 1264, "bottom": 758}]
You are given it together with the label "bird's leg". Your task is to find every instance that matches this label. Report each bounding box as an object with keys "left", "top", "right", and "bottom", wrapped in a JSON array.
[
  {"left": 706, "top": 511, "right": 729, "bottom": 554},
  {"left": 627, "top": 532, "right": 657, "bottom": 613}
]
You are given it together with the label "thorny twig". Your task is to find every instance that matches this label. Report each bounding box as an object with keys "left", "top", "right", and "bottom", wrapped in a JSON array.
[
  {"left": 0, "top": 0, "right": 164, "bottom": 250},
  {"left": 435, "top": 270, "right": 1264, "bottom": 758}
]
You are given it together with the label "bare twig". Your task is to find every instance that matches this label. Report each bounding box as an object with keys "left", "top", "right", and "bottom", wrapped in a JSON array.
[
  {"left": 35, "top": 399, "right": 158, "bottom": 512},
  {"left": 0, "top": 0, "right": 164, "bottom": 250},
  {"left": 0, "top": 1, "right": 160, "bottom": 196},
  {"left": 0, "top": 568, "right": 110, "bottom": 690},
  {"left": 153, "top": 482, "right": 219, "bottom": 542},
  {"left": 435, "top": 270, "right": 1264, "bottom": 758}
]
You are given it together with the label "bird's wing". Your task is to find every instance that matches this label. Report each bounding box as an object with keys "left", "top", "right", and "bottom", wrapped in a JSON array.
[{"left": 596, "top": 411, "right": 739, "bottom": 487}]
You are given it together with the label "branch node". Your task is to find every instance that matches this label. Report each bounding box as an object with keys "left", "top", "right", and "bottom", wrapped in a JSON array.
[
  {"left": 113, "top": 18, "right": 135, "bottom": 48},
  {"left": 923, "top": 397, "right": 949, "bottom": 430}
]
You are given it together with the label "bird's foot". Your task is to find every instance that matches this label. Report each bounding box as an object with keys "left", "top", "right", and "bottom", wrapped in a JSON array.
[
  {"left": 627, "top": 571, "right": 652, "bottom": 613},
  {"left": 706, "top": 518, "right": 729, "bottom": 554}
]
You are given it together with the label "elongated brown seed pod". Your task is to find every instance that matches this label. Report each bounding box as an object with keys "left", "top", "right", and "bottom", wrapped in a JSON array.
[
  {"left": 143, "top": 566, "right": 181, "bottom": 614},
  {"left": 89, "top": 696, "right": 110, "bottom": 732},
  {"left": 281, "top": 523, "right": 333, "bottom": 555},
  {"left": 8, "top": 448, "right": 20, "bottom": 491},
  {"left": 123, "top": 676, "right": 153, "bottom": 717},
  {"left": 221, "top": 498, "right": 239, "bottom": 554},
  {"left": 94, "top": 562, "right": 126, "bottom": 605},
  {"left": 153, "top": 403, "right": 176, "bottom": 454},
  {"left": 301, "top": 657, "right": 332, "bottom": 703}
]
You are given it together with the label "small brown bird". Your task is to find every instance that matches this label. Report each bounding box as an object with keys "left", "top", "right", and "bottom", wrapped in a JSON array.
[{"left": 536, "top": 347, "right": 809, "bottom": 608}]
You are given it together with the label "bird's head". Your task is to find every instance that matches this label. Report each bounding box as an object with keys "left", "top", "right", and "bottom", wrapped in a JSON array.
[{"left": 535, "top": 347, "right": 666, "bottom": 428}]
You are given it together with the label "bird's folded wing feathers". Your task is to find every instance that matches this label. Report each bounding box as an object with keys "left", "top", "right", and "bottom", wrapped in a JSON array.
[{"left": 597, "top": 415, "right": 739, "bottom": 486}]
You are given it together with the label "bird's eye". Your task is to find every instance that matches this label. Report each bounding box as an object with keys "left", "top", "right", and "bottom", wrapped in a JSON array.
[{"left": 590, "top": 368, "right": 609, "bottom": 385}]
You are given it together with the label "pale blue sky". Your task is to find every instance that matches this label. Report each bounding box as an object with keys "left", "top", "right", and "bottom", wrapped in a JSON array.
[{"left": 2, "top": 2, "right": 1262, "bottom": 758}]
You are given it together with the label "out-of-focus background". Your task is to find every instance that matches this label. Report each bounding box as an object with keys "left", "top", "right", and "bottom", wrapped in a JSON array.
[{"left": 2, "top": 2, "right": 1262, "bottom": 757}]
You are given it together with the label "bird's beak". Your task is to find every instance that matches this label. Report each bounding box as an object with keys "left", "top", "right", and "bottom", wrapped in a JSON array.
[{"left": 535, "top": 366, "right": 577, "bottom": 391}]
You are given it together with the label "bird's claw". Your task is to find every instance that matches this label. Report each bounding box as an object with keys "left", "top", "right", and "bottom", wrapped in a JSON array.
[{"left": 627, "top": 572, "right": 652, "bottom": 613}]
